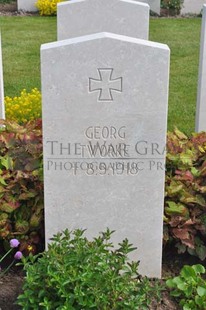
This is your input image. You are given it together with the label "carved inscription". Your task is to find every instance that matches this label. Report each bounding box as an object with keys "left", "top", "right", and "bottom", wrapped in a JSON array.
[
  {"left": 89, "top": 68, "right": 122, "bottom": 101},
  {"left": 46, "top": 125, "right": 166, "bottom": 175}
]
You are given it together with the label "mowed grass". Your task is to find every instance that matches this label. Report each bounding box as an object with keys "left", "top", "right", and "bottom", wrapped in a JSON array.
[
  {"left": 150, "top": 18, "right": 201, "bottom": 134},
  {"left": 1, "top": 16, "right": 56, "bottom": 96},
  {"left": 0, "top": 16, "right": 202, "bottom": 134}
]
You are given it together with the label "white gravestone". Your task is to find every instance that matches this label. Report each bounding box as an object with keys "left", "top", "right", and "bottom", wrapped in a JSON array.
[
  {"left": 17, "top": 0, "right": 38, "bottom": 12},
  {"left": 196, "top": 5, "right": 206, "bottom": 132},
  {"left": 57, "top": 0, "right": 150, "bottom": 41},
  {"left": 0, "top": 33, "right": 5, "bottom": 120},
  {"left": 41, "top": 32, "right": 170, "bottom": 278},
  {"left": 137, "top": 0, "right": 160, "bottom": 14},
  {"left": 181, "top": 0, "right": 206, "bottom": 15}
]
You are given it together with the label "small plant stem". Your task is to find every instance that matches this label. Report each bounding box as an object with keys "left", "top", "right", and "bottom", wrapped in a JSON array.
[
  {"left": 0, "top": 260, "right": 15, "bottom": 277},
  {"left": 0, "top": 248, "right": 13, "bottom": 263}
]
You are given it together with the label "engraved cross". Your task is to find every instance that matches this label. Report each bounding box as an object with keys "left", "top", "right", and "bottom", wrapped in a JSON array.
[{"left": 89, "top": 68, "right": 122, "bottom": 101}]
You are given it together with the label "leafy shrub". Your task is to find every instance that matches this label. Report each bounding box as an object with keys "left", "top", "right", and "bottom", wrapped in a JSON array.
[
  {"left": 161, "top": 0, "right": 184, "bottom": 11},
  {"left": 166, "top": 264, "right": 206, "bottom": 310},
  {"left": 164, "top": 129, "right": 206, "bottom": 260},
  {"left": 35, "top": 0, "right": 65, "bottom": 16},
  {"left": 0, "top": 119, "right": 43, "bottom": 255},
  {"left": 17, "top": 229, "right": 162, "bottom": 309},
  {"left": 5, "top": 88, "right": 41, "bottom": 124}
]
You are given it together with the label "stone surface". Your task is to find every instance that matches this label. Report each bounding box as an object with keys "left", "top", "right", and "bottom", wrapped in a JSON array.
[
  {"left": 196, "top": 5, "right": 206, "bottom": 132},
  {"left": 41, "top": 32, "right": 170, "bottom": 278},
  {"left": 0, "top": 33, "right": 5, "bottom": 119},
  {"left": 57, "top": 0, "right": 149, "bottom": 41},
  {"left": 17, "top": 0, "right": 38, "bottom": 12},
  {"left": 181, "top": 0, "right": 206, "bottom": 15},
  {"left": 137, "top": 0, "right": 160, "bottom": 14}
]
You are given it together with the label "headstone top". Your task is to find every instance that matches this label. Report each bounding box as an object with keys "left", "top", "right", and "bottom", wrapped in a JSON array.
[
  {"left": 57, "top": 0, "right": 150, "bottom": 40},
  {"left": 42, "top": 31, "right": 169, "bottom": 51},
  {"left": 59, "top": 0, "right": 149, "bottom": 8},
  {"left": 137, "top": 0, "right": 160, "bottom": 14}
]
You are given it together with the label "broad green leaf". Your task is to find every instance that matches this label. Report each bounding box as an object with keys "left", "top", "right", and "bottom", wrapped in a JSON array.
[
  {"left": 170, "top": 291, "right": 182, "bottom": 297},
  {"left": 0, "top": 156, "right": 13, "bottom": 170},
  {"left": 19, "top": 191, "right": 36, "bottom": 200},
  {"left": 196, "top": 246, "right": 206, "bottom": 261},
  {"left": 167, "top": 181, "right": 184, "bottom": 196},
  {"left": 180, "top": 265, "right": 196, "bottom": 278},
  {"left": 185, "top": 285, "right": 193, "bottom": 297},
  {"left": 166, "top": 279, "right": 176, "bottom": 288},
  {"left": 165, "top": 201, "right": 188, "bottom": 216},
  {"left": 174, "top": 128, "right": 188, "bottom": 140},
  {"left": 195, "top": 295, "right": 204, "bottom": 307},
  {"left": 181, "top": 195, "right": 206, "bottom": 207},
  {"left": 192, "top": 264, "right": 205, "bottom": 275},
  {"left": 0, "top": 201, "right": 20, "bottom": 213},
  {"left": 172, "top": 276, "right": 184, "bottom": 286},
  {"left": 197, "top": 286, "right": 206, "bottom": 297},
  {"left": 180, "top": 151, "right": 194, "bottom": 166},
  {"left": 177, "top": 283, "right": 187, "bottom": 291},
  {"left": 0, "top": 177, "right": 7, "bottom": 186},
  {"left": 191, "top": 167, "right": 200, "bottom": 177},
  {"left": 183, "top": 304, "right": 192, "bottom": 310}
]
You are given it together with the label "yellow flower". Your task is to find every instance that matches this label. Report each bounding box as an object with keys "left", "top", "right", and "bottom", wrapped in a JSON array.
[
  {"left": 5, "top": 88, "right": 42, "bottom": 124},
  {"left": 35, "top": 0, "right": 66, "bottom": 16}
]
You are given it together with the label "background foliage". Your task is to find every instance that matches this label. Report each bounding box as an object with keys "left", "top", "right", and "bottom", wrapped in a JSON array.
[
  {"left": 161, "top": 0, "right": 184, "bottom": 11},
  {"left": 0, "top": 120, "right": 44, "bottom": 255},
  {"left": 164, "top": 129, "right": 206, "bottom": 260}
]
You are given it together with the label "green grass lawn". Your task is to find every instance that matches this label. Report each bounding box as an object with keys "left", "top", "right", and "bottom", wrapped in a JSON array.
[
  {"left": 0, "top": 16, "right": 202, "bottom": 135},
  {"left": 150, "top": 18, "right": 201, "bottom": 135},
  {"left": 1, "top": 17, "right": 56, "bottom": 96}
]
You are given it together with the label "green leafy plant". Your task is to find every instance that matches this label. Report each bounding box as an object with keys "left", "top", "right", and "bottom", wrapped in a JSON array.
[
  {"left": 166, "top": 264, "right": 206, "bottom": 310},
  {"left": 17, "top": 229, "right": 162, "bottom": 309},
  {"left": 0, "top": 119, "right": 43, "bottom": 255},
  {"left": 161, "top": 0, "right": 184, "bottom": 11},
  {"left": 164, "top": 129, "right": 206, "bottom": 260}
]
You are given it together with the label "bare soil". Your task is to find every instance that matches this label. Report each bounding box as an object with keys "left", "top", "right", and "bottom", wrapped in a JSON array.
[{"left": 0, "top": 269, "right": 23, "bottom": 310}]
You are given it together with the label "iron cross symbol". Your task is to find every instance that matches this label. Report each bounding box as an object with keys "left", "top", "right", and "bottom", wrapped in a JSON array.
[{"left": 89, "top": 68, "right": 123, "bottom": 101}]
